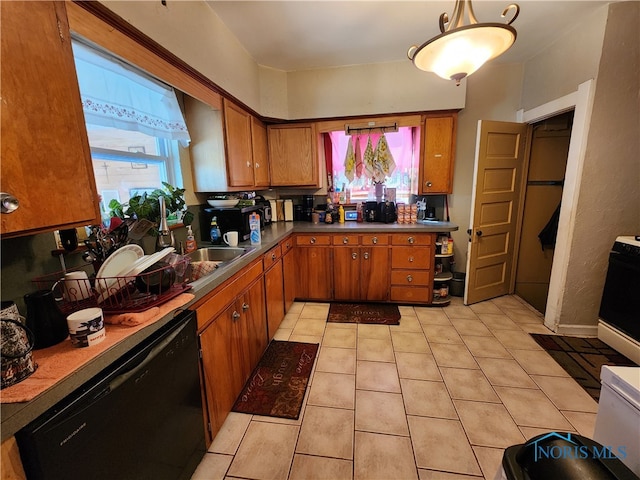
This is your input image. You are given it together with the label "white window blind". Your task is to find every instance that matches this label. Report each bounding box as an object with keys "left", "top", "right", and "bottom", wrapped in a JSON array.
[{"left": 72, "top": 40, "right": 191, "bottom": 147}]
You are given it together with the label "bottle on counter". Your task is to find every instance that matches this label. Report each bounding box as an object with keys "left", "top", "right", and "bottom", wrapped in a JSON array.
[
  {"left": 210, "top": 216, "right": 221, "bottom": 245},
  {"left": 249, "top": 212, "right": 261, "bottom": 245},
  {"left": 185, "top": 225, "right": 197, "bottom": 253},
  {"left": 338, "top": 205, "right": 345, "bottom": 224},
  {"left": 356, "top": 203, "right": 363, "bottom": 223}
]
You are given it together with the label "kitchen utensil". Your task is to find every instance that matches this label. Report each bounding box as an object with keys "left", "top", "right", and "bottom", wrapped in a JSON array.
[
  {"left": 24, "top": 289, "right": 69, "bottom": 349},
  {"left": 1, "top": 318, "right": 37, "bottom": 388}
]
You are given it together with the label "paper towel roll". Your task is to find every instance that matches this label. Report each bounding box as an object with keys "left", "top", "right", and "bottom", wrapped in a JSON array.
[{"left": 269, "top": 200, "right": 278, "bottom": 222}]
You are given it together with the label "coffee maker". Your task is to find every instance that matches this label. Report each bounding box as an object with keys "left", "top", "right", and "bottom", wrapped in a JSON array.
[{"left": 254, "top": 195, "right": 272, "bottom": 225}]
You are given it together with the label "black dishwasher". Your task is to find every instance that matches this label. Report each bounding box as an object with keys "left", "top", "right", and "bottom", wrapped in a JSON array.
[{"left": 16, "top": 310, "right": 205, "bottom": 480}]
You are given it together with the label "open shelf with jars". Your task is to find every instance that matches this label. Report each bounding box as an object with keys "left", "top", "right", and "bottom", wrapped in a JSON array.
[{"left": 433, "top": 235, "right": 454, "bottom": 306}]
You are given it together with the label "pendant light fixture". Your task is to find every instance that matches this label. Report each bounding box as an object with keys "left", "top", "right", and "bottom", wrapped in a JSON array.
[{"left": 408, "top": 0, "right": 520, "bottom": 86}]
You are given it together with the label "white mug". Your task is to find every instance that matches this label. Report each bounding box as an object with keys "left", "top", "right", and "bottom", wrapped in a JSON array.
[
  {"left": 62, "top": 271, "right": 92, "bottom": 301},
  {"left": 223, "top": 231, "right": 239, "bottom": 247},
  {"left": 66, "top": 307, "right": 106, "bottom": 348}
]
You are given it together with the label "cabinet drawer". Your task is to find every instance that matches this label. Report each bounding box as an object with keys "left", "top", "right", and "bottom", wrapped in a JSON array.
[
  {"left": 281, "top": 235, "right": 294, "bottom": 253},
  {"left": 332, "top": 234, "right": 359, "bottom": 245},
  {"left": 263, "top": 244, "right": 282, "bottom": 269},
  {"left": 296, "top": 234, "right": 331, "bottom": 246},
  {"left": 361, "top": 234, "right": 389, "bottom": 246},
  {"left": 391, "top": 270, "right": 430, "bottom": 286},
  {"left": 390, "top": 286, "right": 431, "bottom": 304},
  {"left": 391, "top": 233, "right": 433, "bottom": 246},
  {"left": 391, "top": 246, "right": 432, "bottom": 269}
]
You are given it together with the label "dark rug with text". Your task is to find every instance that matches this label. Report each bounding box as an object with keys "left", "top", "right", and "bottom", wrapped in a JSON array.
[
  {"left": 327, "top": 303, "right": 401, "bottom": 325},
  {"left": 232, "top": 340, "right": 319, "bottom": 419}
]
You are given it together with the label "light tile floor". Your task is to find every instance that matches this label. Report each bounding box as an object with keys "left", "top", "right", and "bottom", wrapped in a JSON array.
[{"left": 192, "top": 295, "right": 599, "bottom": 480}]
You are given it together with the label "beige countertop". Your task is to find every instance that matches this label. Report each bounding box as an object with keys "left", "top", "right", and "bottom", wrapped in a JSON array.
[{"left": 1, "top": 220, "right": 457, "bottom": 440}]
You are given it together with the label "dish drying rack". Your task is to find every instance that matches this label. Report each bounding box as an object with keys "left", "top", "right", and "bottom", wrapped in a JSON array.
[{"left": 33, "top": 259, "right": 191, "bottom": 315}]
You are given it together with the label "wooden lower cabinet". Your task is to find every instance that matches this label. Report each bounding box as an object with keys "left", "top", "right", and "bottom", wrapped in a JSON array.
[
  {"left": 295, "top": 235, "right": 332, "bottom": 300},
  {"left": 333, "top": 246, "right": 389, "bottom": 301},
  {"left": 264, "top": 245, "right": 285, "bottom": 340},
  {"left": 196, "top": 263, "right": 268, "bottom": 442},
  {"left": 390, "top": 233, "right": 435, "bottom": 304},
  {"left": 282, "top": 237, "right": 296, "bottom": 311}
]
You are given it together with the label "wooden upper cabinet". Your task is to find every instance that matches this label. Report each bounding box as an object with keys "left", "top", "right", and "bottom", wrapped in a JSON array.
[
  {"left": 251, "top": 116, "right": 270, "bottom": 188},
  {"left": 268, "top": 123, "right": 319, "bottom": 187},
  {"left": 1, "top": 1, "right": 100, "bottom": 237},
  {"left": 223, "top": 99, "right": 254, "bottom": 188},
  {"left": 419, "top": 114, "right": 457, "bottom": 195}
]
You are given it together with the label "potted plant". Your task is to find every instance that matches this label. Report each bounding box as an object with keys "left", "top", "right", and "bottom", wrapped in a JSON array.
[{"left": 108, "top": 182, "right": 194, "bottom": 237}]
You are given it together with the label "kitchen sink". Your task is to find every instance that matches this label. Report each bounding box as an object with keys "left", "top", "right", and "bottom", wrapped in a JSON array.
[
  {"left": 186, "top": 246, "right": 255, "bottom": 286},
  {"left": 187, "top": 246, "right": 252, "bottom": 264}
]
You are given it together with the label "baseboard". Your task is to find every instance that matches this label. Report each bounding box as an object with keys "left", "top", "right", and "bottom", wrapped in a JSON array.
[
  {"left": 554, "top": 323, "right": 599, "bottom": 337},
  {"left": 598, "top": 321, "right": 640, "bottom": 365}
]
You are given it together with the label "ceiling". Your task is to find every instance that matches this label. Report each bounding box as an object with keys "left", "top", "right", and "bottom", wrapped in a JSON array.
[{"left": 205, "top": 1, "right": 613, "bottom": 72}]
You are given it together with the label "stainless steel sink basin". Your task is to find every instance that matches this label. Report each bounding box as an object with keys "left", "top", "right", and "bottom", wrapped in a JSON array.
[{"left": 187, "top": 246, "right": 251, "bottom": 263}]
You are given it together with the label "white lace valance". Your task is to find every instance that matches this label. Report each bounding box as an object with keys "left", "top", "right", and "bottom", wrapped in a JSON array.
[{"left": 72, "top": 41, "right": 190, "bottom": 147}]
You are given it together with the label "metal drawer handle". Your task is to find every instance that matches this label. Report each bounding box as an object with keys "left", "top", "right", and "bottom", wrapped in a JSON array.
[
  {"left": 310, "top": 237, "right": 316, "bottom": 244},
  {"left": 242, "top": 303, "right": 250, "bottom": 311},
  {"left": 352, "top": 252, "right": 358, "bottom": 260},
  {"left": 232, "top": 311, "right": 240, "bottom": 320},
  {"left": 409, "top": 256, "right": 414, "bottom": 263},
  {"left": 425, "top": 181, "right": 433, "bottom": 187},
  {"left": 407, "top": 274, "right": 413, "bottom": 283},
  {"left": 246, "top": 161, "right": 251, "bottom": 168},
  {"left": 271, "top": 253, "right": 277, "bottom": 260},
  {"left": 255, "top": 162, "right": 260, "bottom": 168},
  {"left": 372, "top": 236, "right": 378, "bottom": 244},
  {"left": 343, "top": 237, "right": 349, "bottom": 244},
  {"left": 363, "top": 252, "right": 369, "bottom": 260},
  {"left": 408, "top": 236, "right": 415, "bottom": 244}
]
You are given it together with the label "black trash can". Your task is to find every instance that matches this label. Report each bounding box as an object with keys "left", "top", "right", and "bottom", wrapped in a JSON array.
[
  {"left": 450, "top": 272, "right": 465, "bottom": 297},
  {"left": 500, "top": 432, "right": 639, "bottom": 480}
]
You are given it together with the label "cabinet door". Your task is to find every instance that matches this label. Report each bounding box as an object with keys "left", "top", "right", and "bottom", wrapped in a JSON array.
[
  {"left": 198, "top": 302, "right": 245, "bottom": 438},
  {"left": 333, "top": 247, "right": 361, "bottom": 301},
  {"left": 241, "top": 278, "right": 268, "bottom": 374},
  {"left": 361, "top": 246, "right": 390, "bottom": 301},
  {"left": 268, "top": 124, "right": 318, "bottom": 187},
  {"left": 420, "top": 115, "right": 456, "bottom": 194},
  {"left": 223, "top": 99, "right": 254, "bottom": 187},
  {"left": 282, "top": 247, "right": 296, "bottom": 312},
  {"left": 264, "top": 259, "right": 285, "bottom": 340},
  {"left": 296, "top": 246, "right": 332, "bottom": 300},
  {"left": 1, "top": 1, "right": 100, "bottom": 237},
  {"left": 251, "top": 116, "right": 270, "bottom": 188}
]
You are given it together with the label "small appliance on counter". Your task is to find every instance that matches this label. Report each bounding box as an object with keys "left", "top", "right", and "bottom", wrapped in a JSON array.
[
  {"left": 254, "top": 195, "right": 272, "bottom": 226},
  {"left": 363, "top": 201, "right": 396, "bottom": 223},
  {"left": 200, "top": 204, "right": 263, "bottom": 242}
]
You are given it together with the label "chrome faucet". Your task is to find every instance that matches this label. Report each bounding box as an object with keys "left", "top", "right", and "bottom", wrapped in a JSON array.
[{"left": 156, "top": 196, "right": 175, "bottom": 250}]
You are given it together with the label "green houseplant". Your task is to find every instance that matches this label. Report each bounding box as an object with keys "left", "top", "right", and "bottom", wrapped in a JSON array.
[{"left": 108, "top": 182, "right": 194, "bottom": 236}]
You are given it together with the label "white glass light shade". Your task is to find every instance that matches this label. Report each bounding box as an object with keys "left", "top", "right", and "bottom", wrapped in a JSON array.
[{"left": 410, "top": 23, "right": 516, "bottom": 84}]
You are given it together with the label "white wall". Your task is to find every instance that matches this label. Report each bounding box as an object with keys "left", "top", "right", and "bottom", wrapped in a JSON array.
[
  {"left": 285, "top": 61, "right": 465, "bottom": 119},
  {"left": 554, "top": 1, "right": 640, "bottom": 330}
]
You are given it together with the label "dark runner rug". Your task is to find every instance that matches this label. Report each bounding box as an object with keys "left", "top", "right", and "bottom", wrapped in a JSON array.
[
  {"left": 232, "top": 340, "right": 319, "bottom": 419},
  {"left": 530, "top": 334, "right": 637, "bottom": 401},
  {"left": 327, "top": 303, "right": 401, "bottom": 325}
]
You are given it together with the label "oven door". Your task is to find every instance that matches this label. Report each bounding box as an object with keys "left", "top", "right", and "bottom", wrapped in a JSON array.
[{"left": 599, "top": 250, "right": 640, "bottom": 341}]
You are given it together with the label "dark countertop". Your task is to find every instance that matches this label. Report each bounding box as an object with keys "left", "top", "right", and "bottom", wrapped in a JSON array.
[{"left": 1, "top": 220, "right": 457, "bottom": 440}]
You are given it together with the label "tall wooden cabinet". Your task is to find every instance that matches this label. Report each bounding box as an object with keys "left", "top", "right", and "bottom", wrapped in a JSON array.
[
  {"left": 268, "top": 124, "right": 319, "bottom": 187},
  {"left": 264, "top": 244, "right": 285, "bottom": 340},
  {"left": 282, "top": 236, "right": 297, "bottom": 311},
  {"left": 223, "top": 99, "right": 270, "bottom": 189},
  {"left": 419, "top": 114, "right": 457, "bottom": 195},
  {"left": 1, "top": 1, "right": 100, "bottom": 237}
]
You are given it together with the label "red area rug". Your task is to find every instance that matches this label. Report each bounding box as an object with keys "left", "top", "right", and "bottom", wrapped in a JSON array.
[
  {"left": 327, "top": 303, "right": 401, "bottom": 325},
  {"left": 232, "top": 340, "right": 318, "bottom": 419}
]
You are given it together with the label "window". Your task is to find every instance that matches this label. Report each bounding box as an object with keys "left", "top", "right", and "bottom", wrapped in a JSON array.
[
  {"left": 71, "top": 39, "right": 190, "bottom": 223},
  {"left": 328, "top": 126, "right": 420, "bottom": 204}
]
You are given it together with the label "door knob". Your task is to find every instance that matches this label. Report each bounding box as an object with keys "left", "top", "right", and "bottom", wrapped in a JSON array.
[
  {"left": 476, "top": 230, "right": 483, "bottom": 237},
  {"left": 425, "top": 181, "right": 432, "bottom": 187},
  {"left": 343, "top": 237, "right": 349, "bottom": 244},
  {"left": 372, "top": 237, "right": 378, "bottom": 244},
  {"left": 242, "top": 303, "right": 250, "bottom": 311},
  {"left": 363, "top": 252, "right": 369, "bottom": 260},
  {"left": 407, "top": 274, "right": 413, "bottom": 283},
  {"left": 408, "top": 236, "right": 415, "bottom": 244},
  {"left": 271, "top": 253, "right": 277, "bottom": 260},
  {"left": 232, "top": 311, "right": 240, "bottom": 321},
  {"left": 310, "top": 237, "right": 316, "bottom": 244},
  {"left": 352, "top": 252, "right": 358, "bottom": 260}
]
